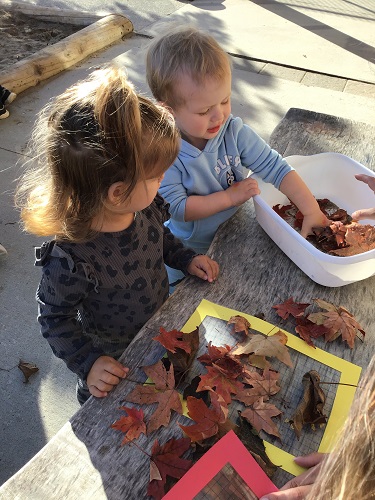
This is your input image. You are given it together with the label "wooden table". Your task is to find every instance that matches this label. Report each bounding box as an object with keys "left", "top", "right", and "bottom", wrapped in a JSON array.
[{"left": 2, "top": 108, "right": 375, "bottom": 499}]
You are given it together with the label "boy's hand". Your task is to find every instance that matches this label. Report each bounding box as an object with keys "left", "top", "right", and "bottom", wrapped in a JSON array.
[
  {"left": 187, "top": 255, "right": 219, "bottom": 283},
  {"left": 300, "top": 210, "right": 330, "bottom": 238},
  {"left": 259, "top": 452, "right": 325, "bottom": 500},
  {"left": 351, "top": 174, "right": 375, "bottom": 220},
  {"left": 87, "top": 356, "right": 129, "bottom": 398},
  {"left": 226, "top": 178, "right": 260, "bottom": 207}
]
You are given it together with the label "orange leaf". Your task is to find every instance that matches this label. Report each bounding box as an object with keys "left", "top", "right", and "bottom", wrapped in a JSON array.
[
  {"left": 153, "top": 327, "right": 191, "bottom": 353},
  {"left": 125, "top": 360, "right": 183, "bottom": 434},
  {"left": 111, "top": 406, "right": 146, "bottom": 444},
  {"left": 197, "top": 365, "right": 244, "bottom": 405},
  {"left": 179, "top": 394, "right": 227, "bottom": 442},
  {"left": 228, "top": 315, "right": 251, "bottom": 336}
]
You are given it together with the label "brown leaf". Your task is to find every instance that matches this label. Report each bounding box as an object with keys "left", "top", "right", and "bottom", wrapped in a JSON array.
[
  {"left": 236, "top": 412, "right": 278, "bottom": 478},
  {"left": 295, "top": 316, "right": 331, "bottom": 348},
  {"left": 125, "top": 360, "right": 183, "bottom": 434},
  {"left": 147, "top": 437, "right": 192, "bottom": 500},
  {"left": 167, "top": 327, "right": 200, "bottom": 384},
  {"left": 330, "top": 223, "right": 375, "bottom": 256},
  {"left": 289, "top": 370, "right": 327, "bottom": 440},
  {"left": 241, "top": 398, "right": 282, "bottom": 438},
  {"left": 197, "top": 341, "right": 232, "bottom": 365},
  {"left": 111, "top": 406, "right": 146, "bottom": 444},
  {"left": 234, "top": 369, "right": 280, "bottom": 406},
  {"left": 308, "top": 299, "right": 365, "bottom": 348},
  {"left": 228, "top": 315, "right": 251, "bottom": 336},
  {"left": 272, "top": 297, "right": 310, "bottom": 320},
  {"left": 233, "top": 330, "right": 293, "bottom": 367},
  {"left": 18, "top": 359, "right": 39, "bottom": 383},
  {"left": 179, "top": 393, "right": 228, "bottom": 442}
]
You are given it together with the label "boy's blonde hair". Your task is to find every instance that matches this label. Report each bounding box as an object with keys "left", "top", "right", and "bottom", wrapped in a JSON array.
[
  {"left": 16, "top": 67, "right": 179, "bottom": 242},
  {"left": 307, "top": 354, "right": 375, "bottom": 499},
  {"left": 146, "top": 26, "right": 231, "bottom": 109}
]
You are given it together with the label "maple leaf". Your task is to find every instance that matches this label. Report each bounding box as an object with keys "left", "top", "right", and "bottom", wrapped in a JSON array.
[
  {"left": 289, "top": 370, "right": 327, "bottom": 440},
  {"left": 153, "top": 327, "right": 191, "bottom": 353},
  {"left": 179, "top": 394, "right": 228, "bottom": 442},
  {"left": 308, "top": 298, "right": 365, "bottom": 349},
  {"left": 111, "top": 406, "right": 146, "bottom": 444},
  {"left": 248, "top": 354, "right": 271, "bottom": 371},
  {"left": 147, "top": 437, "right": 192, "bottom": 500},
  {"left": 331, "top": 223, "right": 375, "bottom": 256},
  {"left": 237, "top": 412, "right": 278, "bottom": 477},
  {"left": 197, "top": 365, "right": 244, "bottom": 405},
  {"left": 228, "top": 315, "right": 251, "bottom": 336},
  {"left": 233, "top": 330, "right": 293, "bottom": 367},
  {"left": 272, "top": 297, "right": 310, "bottom": 320},
  {"left": 241, "top": 397, "right": 282, "bottom": 438},
  {"left": 166, "top": 327, "right": 200, "bottom": 384},
  {"left": 295, "top": 316, "right": 330, "bottom": 348},
  {"left": 197, "top": 341, "right": 232, "bottom": 365},
  {"left": 125, "top": 360, "right": 183, "bottom": 434},
  {"left": 234, "top": 369, "right": 280, "bottom": 406}
]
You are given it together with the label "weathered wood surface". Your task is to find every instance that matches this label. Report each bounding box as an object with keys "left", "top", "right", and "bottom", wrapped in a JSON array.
[
  {"left": 0, "top": 14, "right": 133, "bottom": 94},
  {"left": 1, "top": 108, "right": 375, "bottom": 499}
]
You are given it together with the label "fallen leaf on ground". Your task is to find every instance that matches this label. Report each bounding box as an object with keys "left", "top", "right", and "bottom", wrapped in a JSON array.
[
  {"left": 241, "top": 397, "right": 282, "bottom": 438},
  {"left": 233, "top": 330, "right": 293, "bottom": 367},
  {"left": 18, "top": 360, "right": 39, "bottom": 383},
  {"left": 288, "top": 370, "right": 327, "bottom": 439},
  {"left": 111, "top": 406, "right": 146, "bottom": 444},
  {"left": 295, "top": 316, "right": 331, "bottom": 348},
  {"left": 147, "top": 437, "right": 192, "bottom": 500},
  {"left": 125, "top": 360, "right": 183, "bottom": 434},
  {"left": 272, "top": 297, "right": 310, "bottom": 320}
]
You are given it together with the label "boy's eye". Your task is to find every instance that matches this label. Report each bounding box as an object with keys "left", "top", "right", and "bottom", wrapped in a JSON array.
[{"left": 198, "top": 109, "right": 209, "bottom": 116}]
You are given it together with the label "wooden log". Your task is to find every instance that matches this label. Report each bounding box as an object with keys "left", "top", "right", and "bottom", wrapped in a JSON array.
[{"left": 0, "top": 14, "right": 133, "bottom": 94}]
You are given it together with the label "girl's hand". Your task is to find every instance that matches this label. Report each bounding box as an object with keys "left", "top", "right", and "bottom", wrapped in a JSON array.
[
  {"left": 87, "top": 356, "right": 129, "bottom": 398},
  {"left": 300, "top": 210, "right": 329, "bottom": 238},
  {"left": 187, "top": 255, "right": 219, "bottom": 283},
  {"left": 259, "top": 453, "right": 326, "bottom": 500},
  {"left": 226, "top": 178, "right": 260, "bottom": 207},
  {"left": 351, "top": 174, "right": 375, "bottom": 220}
]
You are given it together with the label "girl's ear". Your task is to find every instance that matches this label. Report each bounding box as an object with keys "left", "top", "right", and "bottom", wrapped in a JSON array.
[{"left": 108, "top": 182, "right": 126, "bottom": 205}]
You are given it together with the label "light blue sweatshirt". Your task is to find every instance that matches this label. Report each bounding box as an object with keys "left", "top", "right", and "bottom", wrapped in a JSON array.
[{"left": 159, "top": 114, "right": 293, "bottom": 257}]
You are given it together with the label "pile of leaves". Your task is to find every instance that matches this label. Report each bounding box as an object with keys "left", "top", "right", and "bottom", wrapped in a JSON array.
[
  {"left": 110, "top": 318, "right": 336, "bottom": 498},
  {"left": 273, "top": 198, "right": 375, "bottom": 256},
  {"left": 272, "top": 297, "right": 366, "bottom": 348}
]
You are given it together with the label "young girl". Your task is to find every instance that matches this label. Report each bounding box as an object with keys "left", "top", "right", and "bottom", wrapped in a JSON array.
[{"left": 16, "top": 67, "right": 219, "bottom": 405}]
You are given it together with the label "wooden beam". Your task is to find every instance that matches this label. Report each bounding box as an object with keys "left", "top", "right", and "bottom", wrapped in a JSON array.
[{"left": 0, "top": 14, "right": 133, "bottom": 94}]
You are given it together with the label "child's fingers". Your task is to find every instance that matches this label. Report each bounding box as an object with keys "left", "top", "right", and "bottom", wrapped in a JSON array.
[
  {"left": 89, "top": 385, "right": 108, "bottom": 398},
  {"left": 351, "top": 207, "right": 375, "bottom": 220}
]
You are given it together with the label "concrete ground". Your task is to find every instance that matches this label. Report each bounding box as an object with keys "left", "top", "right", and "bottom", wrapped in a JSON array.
[{"left": 0, "top": 0, "right": 374, "bottom": 487}]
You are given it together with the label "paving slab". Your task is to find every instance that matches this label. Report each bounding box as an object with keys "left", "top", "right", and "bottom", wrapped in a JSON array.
[{"left": 142, "top": 0, "right": 375, "bottom": 83}]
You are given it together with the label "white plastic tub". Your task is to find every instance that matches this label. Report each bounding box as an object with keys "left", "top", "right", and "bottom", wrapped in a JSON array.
[{"left": 252, "top": 153, "right": 375, "bottom": 287}]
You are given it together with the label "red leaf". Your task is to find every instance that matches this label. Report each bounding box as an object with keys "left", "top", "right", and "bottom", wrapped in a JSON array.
[
  {"left": 147, "top": 437, "right": 192, "bottom": 499},
  {"left": 295, "top": 316, "right": 330, "bottom": 347},
  {"left": 153, "top": 327, "right": 191, "bottom": 353},
  {"left": 197, "top": 342, "right": 232, "bottom": 365},
  {"left": 111, "top": 406, "right": 146, "bottom": 444},
  {"left": 179, "top": 394, "right": 228, "bottom": 442},
  {"left": 197, "top": 365, "right": 244, "bottom": 405},
  {"left": 272, "top": 297, "right": 310, "bottom": 320}
]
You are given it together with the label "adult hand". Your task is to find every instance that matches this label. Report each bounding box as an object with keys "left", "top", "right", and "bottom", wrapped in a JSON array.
[
  {"left": 87, "top": 356, "right": 129, "bottom": 398},
  {"left": 259, "top": 453, "right": 326, "bottom": 500},
  {"left": 226, "top": 178, "right": 260, "bottom": 207},
  {"left": 187, "top": 255, "right": 219, "bottom": 283},
  {"left": 351, "top": 173, "right": 375, "bottom": 220}
]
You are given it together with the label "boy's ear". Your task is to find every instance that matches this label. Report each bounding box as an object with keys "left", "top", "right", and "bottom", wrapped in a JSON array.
[{"left": 108, "top": 182, "right": 126, "bottom": 205}]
